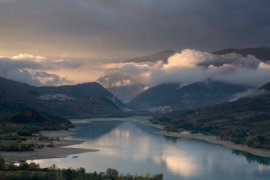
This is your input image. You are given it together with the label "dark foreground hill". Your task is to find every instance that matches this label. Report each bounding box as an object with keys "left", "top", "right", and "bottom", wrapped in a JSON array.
[
  {"left": 0, "top": 76, "right": 126, "bottom": 118},
  {"left": 129, "top": 80, "right": 250, "bottom": 111},
  {"left": 152, "top": 82, "right": 270, "bottom": 149}
]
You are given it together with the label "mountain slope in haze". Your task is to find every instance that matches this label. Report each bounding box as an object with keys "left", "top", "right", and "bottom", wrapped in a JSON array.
[
  {"left": 107, "top": 85, "right": 145, "bottom": 103},
  {"left": 153, "top": 82, "right": 270, "bottom": 149},
  {"left": 0, "top": 76, "right": 126, "bottom": 118},
  {"left": 128, "top": 80, "right": 250, "bottom": 111},
  {"left": 102, "top": 50, "right": 176, "bottom": 102},
  {"left": 123, "top": 50, "right": 176, "bottom": 63},
  {"left": 214, "top": 47, "right": 270, "bottom": 62},
  {"left": 128, "top": 83, "right": 180, "bottom": 109},
  {"left": 104, "top": 47, "right": 269, "bottom": 102},
  {"left": 260, "top": 82, "right": 270, "bottom": 91}
]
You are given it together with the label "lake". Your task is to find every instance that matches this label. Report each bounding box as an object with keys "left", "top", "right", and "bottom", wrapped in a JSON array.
[{"left": 31, "top": 117, "right": 270, "bottom": 180}]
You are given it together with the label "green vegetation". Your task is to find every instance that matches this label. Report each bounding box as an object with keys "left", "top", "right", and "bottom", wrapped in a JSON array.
[
  {"left": 152, "top": 90, "right": 270, "bottom": 149},
  {"left": 0, "top": 76, "right": 126, "bottom": 118},
  {"left": 0, "top": 157, "right": 163, "bottom": 180},
  {"left": 0, "top": 111, "right": 72, "bottom": 152},
  {"left": 0, "top": 123, "right": 35, "bottom": 152},
  {"left": 11, "top": 111, "right": 73, "bottom": 130},
  {"left": 0, "top": 143, "right": 35, "bottom": 152}
]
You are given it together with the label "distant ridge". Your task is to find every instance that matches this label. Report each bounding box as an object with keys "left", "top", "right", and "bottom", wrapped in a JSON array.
[
  {"left": 124, "top": 47, "right": 270, "bottom": 64},
  {"left": 128, "top": 80, "right": 250, "bottom": 111},
  {"left": 260, "top": 82, "right": 270, "bottom": 91},
  {"left": 123, "top": 50, "right": 176, "bottom": 63},
  {"left": 214, "top": 47, "right": 270, "bottom": 62}
]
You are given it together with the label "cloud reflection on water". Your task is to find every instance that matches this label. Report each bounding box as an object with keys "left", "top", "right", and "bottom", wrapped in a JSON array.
[{"left": 29, "top": 120, "right": 270, "bottom": 179}]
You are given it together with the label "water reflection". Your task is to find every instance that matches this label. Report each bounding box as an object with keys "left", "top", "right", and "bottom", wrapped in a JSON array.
[
  {"left": 153, "top": 146, "right": 198, "bottom": 177},
  {"left": 30, "top": 119, "right": 270, "bottom": 180},
  {"left": 232, "top": 150, "right": 270, "bottom": 165},
  {"left": 164, "top": 136, "right": 178, "bottom": 144},
  {"left": 71, "top": 121, "right": 122, "bottom": 140}
]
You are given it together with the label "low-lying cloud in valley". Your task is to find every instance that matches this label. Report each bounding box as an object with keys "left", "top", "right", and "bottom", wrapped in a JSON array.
[
  {"left": 98, "top": 49, "right": 270, "bottom": 91},
  {"left": 1, "top": 48, "right": 270, "bottom": 102}
]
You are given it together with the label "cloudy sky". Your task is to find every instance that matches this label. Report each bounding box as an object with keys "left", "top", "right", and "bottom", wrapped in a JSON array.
[{"left": 0, "top": 0, "right": 270, "bottom": 85}]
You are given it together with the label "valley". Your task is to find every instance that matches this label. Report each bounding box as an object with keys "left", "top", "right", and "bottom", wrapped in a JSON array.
[{"left": 1, "top": 47, "right": 270, "bottom": 179}]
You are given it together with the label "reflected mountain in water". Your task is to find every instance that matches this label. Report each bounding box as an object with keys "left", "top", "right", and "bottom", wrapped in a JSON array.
[
  {"left": 232, "top": 150, "right": 270, "bottom": 165},
  {"left": 32, "top": 119, "right": 270, "bottom": 180},
  {"left": 72, "top": 121, "right": 123, "bottom": 140}
]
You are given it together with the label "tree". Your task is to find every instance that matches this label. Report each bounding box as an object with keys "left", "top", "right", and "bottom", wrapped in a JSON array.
[
  {"left": 106, "top": 168, "right": 118, "bottom": 180},
  {"left": 28, "top": 162, "right": 40, "bottom": 170},
  {"left": 0, "top": 156, "right": 5, "bottom": 170},
  {"left": 62, "top": 168, "right": 73, "bottom": 180}
]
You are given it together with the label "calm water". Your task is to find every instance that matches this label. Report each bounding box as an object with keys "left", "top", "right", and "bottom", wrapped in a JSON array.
[{"left": 31, "top": 117, "right": 270, "bottom": 180}]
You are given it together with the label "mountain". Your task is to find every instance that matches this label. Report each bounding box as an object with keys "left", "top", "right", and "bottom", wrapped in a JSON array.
[
  {"left": 124, "top": 47, "right": 270, "bottom": 64},
  {"left": 128, "top": 83, "right": 180, "bottom": 109},
  {"left": 213, "top": 47, "right": 270, "bottom": 62},
  {"left": 40, "top": 82, "right": 115, "bottom": 99},
  {"left": 260, "top": 82, "right": 270, "bottom": 91},
  {"left": 123, "top": 50, "right": 176, "bottom": 63},
  {"left": 128, "top": 80, "right": 250, "bottom": 111},
  {"left": 153, "top": 82, "right": 270, "bottom": 149},
  {"left": 107, "top": 85, "right": 145, "bottom": 103},
  {"left": 0, "top": 76, "right": 127, "bottom": 118},
  {"left": 98, "top": 50, "right": 176, "bottom": 102}
]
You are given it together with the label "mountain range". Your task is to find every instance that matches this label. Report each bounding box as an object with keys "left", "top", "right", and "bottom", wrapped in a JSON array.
[
  {"left": 214, "top": 47, "right": 270, "bottom": 62},
  {"left": 101, "top": 47, "right": 270, "bottom": 102},
  {"left": 0, "top": 76, "right": 127, "bottom": 119},
  {"left": 128, "top": 80, "right": 250, "bottom": 111},
  {"left": 123, "top": 47, "right": 270, "bottom": 64},
  {"left": 153, "top": 81, "right": 270, "bottom": 149}
]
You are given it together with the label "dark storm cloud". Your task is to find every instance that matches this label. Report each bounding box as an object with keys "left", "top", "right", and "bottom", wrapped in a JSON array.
[{"left": 0, "top": 0, "right": 270, "bottom": 59}]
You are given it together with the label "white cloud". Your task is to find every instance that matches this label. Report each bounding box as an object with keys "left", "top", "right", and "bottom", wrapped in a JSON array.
[
  {"left": 99, "top": 49, "right": 270, "bottom": 88},
  {"left": 0, "top": 53, "right": 82, "bottom": 86},
  {"left": 11, "top": 54, "right": 47, "bottom": 62}
]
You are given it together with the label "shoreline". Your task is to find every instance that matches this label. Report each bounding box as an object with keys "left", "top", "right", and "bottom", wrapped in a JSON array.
[
  {"left": 0, "top": 129, "right": 98, "bottom": 162},
  {"left": 2, "top": 117, "right": 270, "bottom": 162},
  {"left": 70, "top": 116, "right": 151, "bottom": 124},
  {"left": 144, "top": 121, "right": 270, "bottom": 158}
]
